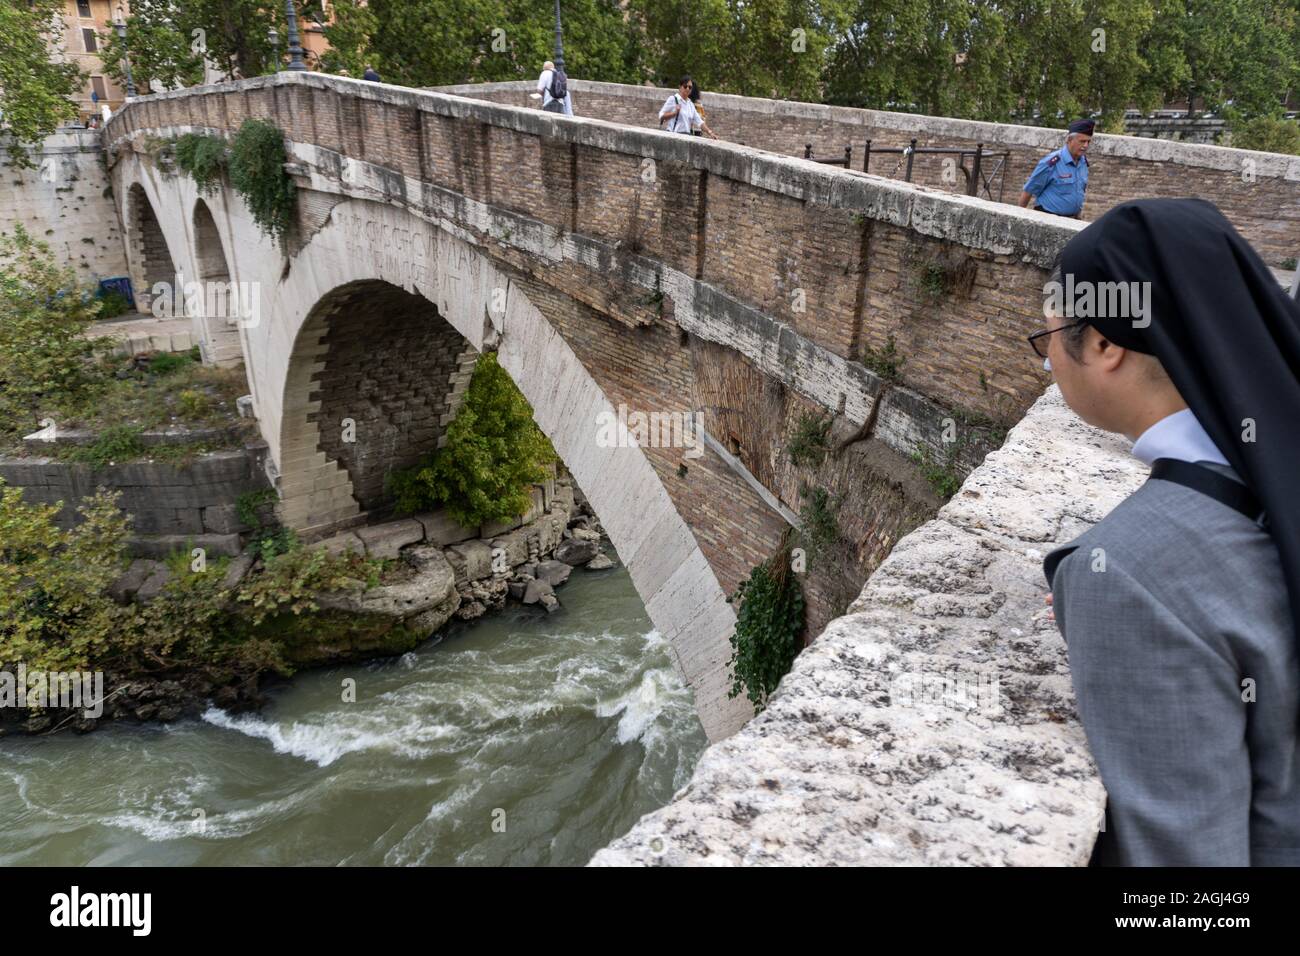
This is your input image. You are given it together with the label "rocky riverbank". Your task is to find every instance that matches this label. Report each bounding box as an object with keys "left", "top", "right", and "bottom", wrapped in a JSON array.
[{"left": 0, "top": 473, "right": 615, "bottom": 738}]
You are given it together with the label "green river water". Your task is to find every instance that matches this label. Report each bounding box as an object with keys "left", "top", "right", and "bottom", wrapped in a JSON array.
[{"left": 0, "top": 558, "right": 707, "bottom": 866}]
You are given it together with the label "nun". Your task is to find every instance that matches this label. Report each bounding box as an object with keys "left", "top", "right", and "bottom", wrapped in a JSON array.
[{"left": 1036, "top": 198, "right": 1300, "bottom": 866}]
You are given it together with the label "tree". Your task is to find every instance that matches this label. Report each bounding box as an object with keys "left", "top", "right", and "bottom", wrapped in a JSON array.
[
  {"left": 631, "top": 0, "right": 848, "bottom": 101},
  {"left": 0, "top": 226, "right": 107, "bottom": 444},
  {"left": 99, "top": 0, "right": 291, "bottom": 87},
  {"left": 326, "top": 0, "right": 643, "bottom": 87},
  {"left": 389, "top": 352, "right": 556, "bottom": 527},
  {"left": 1145, "top": 0, "right": 1300, "bottom": 118},
  {"left": 97, "top": 0, "right": 206, "bottom": 93},
  {"left": 0, "top": 0, "right": 83, "bottom": 165}
]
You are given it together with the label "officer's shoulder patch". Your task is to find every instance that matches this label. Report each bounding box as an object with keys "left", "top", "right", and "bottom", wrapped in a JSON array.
[{"left": 1046, "top": 154, "right": 1059, "bottom": 166}]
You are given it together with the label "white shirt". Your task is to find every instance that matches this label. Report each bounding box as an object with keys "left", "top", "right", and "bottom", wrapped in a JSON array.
[
  {"left": 1131, "top": 408, "right": 1229, "bottom": 467},
  {"left": 659, "top": 94, "right": 699, "bottom": 134},
  {"left": 537, "top": 70, "right": 573, "bottom": 116}
]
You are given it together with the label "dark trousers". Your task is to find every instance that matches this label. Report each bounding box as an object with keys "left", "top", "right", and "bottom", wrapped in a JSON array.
[{"left": 1035, "top": 205, "right": 1081, "bottom": 219}]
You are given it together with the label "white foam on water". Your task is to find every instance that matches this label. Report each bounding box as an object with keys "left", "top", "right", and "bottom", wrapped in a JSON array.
[
  {"left": 201, "top": 706, "right": 458, "bottom": 767},
  {"left": 597, "top": 668, "right": 673, "bottom": 745}
]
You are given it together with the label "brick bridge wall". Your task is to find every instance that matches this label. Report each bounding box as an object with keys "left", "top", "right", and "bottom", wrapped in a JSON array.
[
  {"left": 104, "top": 72, "right": 1084, "bottom": 738},
  {"left": 440, "top": 79, "right": 1300, "bottom": 267}
]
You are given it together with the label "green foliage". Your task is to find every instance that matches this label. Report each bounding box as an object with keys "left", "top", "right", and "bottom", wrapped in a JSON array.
[
  {"left": 632, "top": 0, "right": 850, "bottom": 102},
  {"left": 389, "top": 352, "right": 556, "bottom": 527},
  {"left": 176, "top": 389, "right": 211, "bottom": 418},
  {"left": 862, "top": 334, "right": 905, "bottom": 383},
  {"left": 0, "top": 486, "right": 130, "bottom": 673},
  {"left": 235, "top": 488, "right": 294, "bottom": 560},
  {"left": 66, "top": 424, "right": 147, "bottom": 471},
  {"left": 227, "top": 119, "right": 297, "bottom": 246},
  {"left": 796, "top": 485, "right": 843, "bottom": 569},
  {"left": 1231, "top": 115, "right": 1300, "bottom": 155},
  {"left": 96, "top": 290, "right": 132, "bottom": 319},
  {"left": 100, "top": 0, "right": 293, "bottom": 86},
  {"left": 96, "top": 0, "right": 206, "bottom": 94},
  {"left": 0, "top": 478, "right": 379, "bottom": 699},
  {"left": 149, "top": 350, "right": 198, "bottom": 376},
  {"left": 0, "top": 0, "right": 82, "bottom": 165},
  {"left": 237, "top": 544, "right": 367, "bottom": 626},
  {"left": 786, "top": 411, "right": 832, "bottom": 468},
  {"left": 173, "top": 133, "right": 228, "bottom": 195},
  {"left": 331, "top": 0, "right": 645, "bottom": 87},
  {"left": 727, "top": 541, "right": 805, "bottom": 714},
  {"left": 912, "top": 444, "right": 962, "bottom": 499},
  {"left": 0, "top": 226, "right": 107, "bottom": 441}
]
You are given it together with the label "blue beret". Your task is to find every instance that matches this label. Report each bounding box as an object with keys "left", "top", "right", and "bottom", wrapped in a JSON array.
[{"left": 1068, "top": 118, "right": 1096, "bottom": 135}]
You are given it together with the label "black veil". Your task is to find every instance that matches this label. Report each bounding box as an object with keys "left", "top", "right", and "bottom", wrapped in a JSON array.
[{"left": 1059, "top": 198, "right": 1300, "bottom": 639}]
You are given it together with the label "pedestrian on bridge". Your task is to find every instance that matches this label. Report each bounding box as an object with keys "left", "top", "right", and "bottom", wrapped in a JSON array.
[
  {"left": 1019, "top": 118, "right": 1093, "bottom": 218},
  {"left": 362, "top": 65, "right": 381, "bottom": 83},
  {"left": 537, "top": 60, "right": 573, "bottom": 116},
  {"left": 659, "top": 76, "right": 714, "bottom": 138}
]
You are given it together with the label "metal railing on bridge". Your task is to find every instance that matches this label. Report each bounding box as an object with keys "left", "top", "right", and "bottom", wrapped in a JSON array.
[{"left": 803, "top": 139, "right": 1012, "bottom": 202}]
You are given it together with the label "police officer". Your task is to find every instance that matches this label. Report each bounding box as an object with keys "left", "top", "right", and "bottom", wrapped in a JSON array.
[{"left": 1019, "top": 118, "right": 1094, "bottom": 218}]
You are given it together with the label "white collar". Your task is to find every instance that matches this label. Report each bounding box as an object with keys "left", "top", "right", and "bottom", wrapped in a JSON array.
[{"left": 1131, "top": 408, "right": 1229, "bottom": 467}]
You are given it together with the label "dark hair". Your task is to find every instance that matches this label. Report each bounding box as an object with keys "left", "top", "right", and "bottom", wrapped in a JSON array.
[
  {"left": 687, "top": 80, "right": 701, "bottom": 102},
  {"left": 679, "top": 75, "right": 693, "bottom": 89},
  {"left": 1047, "top": 263, "right": 1090, "bottom": 360}
]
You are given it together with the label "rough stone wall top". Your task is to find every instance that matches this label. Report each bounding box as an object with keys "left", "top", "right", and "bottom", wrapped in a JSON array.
[{"left": 590, "top": 387, "right": 1147, "bottom": 866}]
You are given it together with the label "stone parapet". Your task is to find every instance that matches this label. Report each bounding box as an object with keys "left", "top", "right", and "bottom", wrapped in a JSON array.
[{"left": 591, "top": 388, "right": 1145, "bottom": 866}]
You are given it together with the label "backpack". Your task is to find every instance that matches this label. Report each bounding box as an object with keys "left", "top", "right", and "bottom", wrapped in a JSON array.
[{"left": 548, "top": 68, "right": 568, "bottom": 101}]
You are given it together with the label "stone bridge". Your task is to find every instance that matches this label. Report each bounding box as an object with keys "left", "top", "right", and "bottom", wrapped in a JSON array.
[{"left": 99, "top": 73, "right": 1298, "bottom": 860}]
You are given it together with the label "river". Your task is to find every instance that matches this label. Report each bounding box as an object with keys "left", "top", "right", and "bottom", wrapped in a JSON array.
[{"left": 0, "top": 558, "right": 707, "bottom": 866}]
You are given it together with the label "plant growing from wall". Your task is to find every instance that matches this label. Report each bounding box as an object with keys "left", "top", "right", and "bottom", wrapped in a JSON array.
[
  {"left": 796, "top": 485, "right": 843, "bottom": 569},
  {"left": 785, "top": 411, "right": 832, "bottom": 468},
  {"left": 727, "top": 534, "right": 805, "bottom": 715},
  {"left": 912, "top": 444, "right": 963, "bottom": 499},
  {"left": 173, "top": 133, "right": 228, "bottom": 195},
  {"left": 389, "top": 351, "right": 557, "bottom": 527},
  {"left": 861, "top": 334, "right": 905, "bottom": 383},
  {"left": 227, "top": 119, "right": 297, "bottom": 246}
]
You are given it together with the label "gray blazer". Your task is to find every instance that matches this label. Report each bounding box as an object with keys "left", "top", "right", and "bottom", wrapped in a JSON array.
[{"left": 1045, "top": 463, "right": 1299, "bottom": 866}]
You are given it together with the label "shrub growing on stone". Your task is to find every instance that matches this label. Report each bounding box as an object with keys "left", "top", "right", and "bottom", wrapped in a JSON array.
[
  {"left": 227, "top": 119, "right": 297, "bottom": 245},
  {"left": 389, "top": 351, "right": 556, "bottom": 527},
  {"left": 173, "top": 132, "right": 228, "bottom": 195},
  {"left": 727, "top": 537, "right": 805, "bottom": 714}
]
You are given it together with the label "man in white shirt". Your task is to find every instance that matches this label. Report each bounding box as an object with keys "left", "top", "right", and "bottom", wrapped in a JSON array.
[
  {"left": 659, "top": 77, "right": 701, "bottom": 134},
  {"left": 536, "top": 61, "right": 573, "bottom": 116}
]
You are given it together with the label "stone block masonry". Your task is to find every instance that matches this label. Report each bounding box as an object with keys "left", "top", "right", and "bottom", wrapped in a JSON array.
[
  {"left": 0, "top": 448, "right": 270, "bottom": 556},
  {"left": 591, "top": 387, "right": 1145, "bottom": 866},
  {"left": 0, "top": 131, "right": 129, "bottom": 280}
]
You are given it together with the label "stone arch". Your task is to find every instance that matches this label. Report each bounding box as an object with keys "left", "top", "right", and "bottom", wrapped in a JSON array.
[
  {"left": 278, "top": 279, "right": 477, "bottom": 530},
  {"left": 265, "top": 198, "right": 747, "bottom": 740},
  {"left": 125, "top": 182, "right": 179, "bottom": 314},
  {"left": 191, "top": 198, "right": 242, "bottom": 365}
]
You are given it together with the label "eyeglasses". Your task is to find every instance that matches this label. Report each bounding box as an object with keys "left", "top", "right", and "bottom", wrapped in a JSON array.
[{"left": 1027, "top": 320, "right": 1087, "bottom": 359}]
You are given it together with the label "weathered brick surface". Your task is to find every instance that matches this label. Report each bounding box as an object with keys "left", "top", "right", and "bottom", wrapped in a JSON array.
[
  {"left": 308, "top": 281, "right": 464, "bottom": 514},
  {"left": 447, "top": 79, "right": 1300, "bottom": 265}
]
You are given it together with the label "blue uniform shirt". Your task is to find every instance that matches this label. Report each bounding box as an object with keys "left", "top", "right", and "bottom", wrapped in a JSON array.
[{"left": 1023, "top": 145, "right": 1089, "bottom": 215}]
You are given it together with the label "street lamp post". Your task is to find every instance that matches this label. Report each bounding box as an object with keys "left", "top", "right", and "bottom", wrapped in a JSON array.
[
  {"left": 114, "top": 5, "right": 138, "bottom": 98},
  {"left": 268, "top": 26, "right": 280, "bottom": 72},
  {"left": 552, "top": 0, "right": 565, "bottom": 72},
  {"left": 284, "top": 0, "right": 306, "bottom": 71}
]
